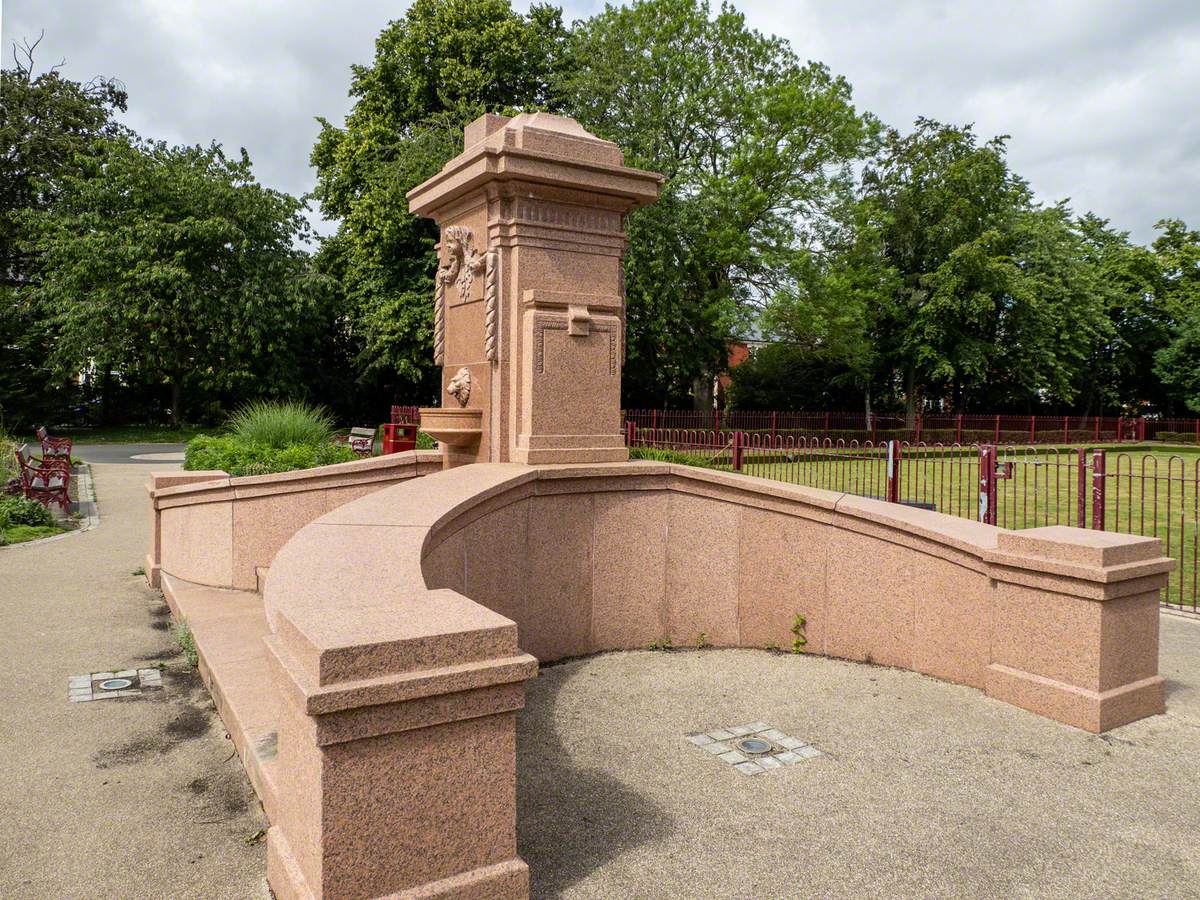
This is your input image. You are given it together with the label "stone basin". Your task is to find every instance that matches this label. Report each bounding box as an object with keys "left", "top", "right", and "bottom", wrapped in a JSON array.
[{"left": 419, "top": 407, "right": 483, "bottom": 447}]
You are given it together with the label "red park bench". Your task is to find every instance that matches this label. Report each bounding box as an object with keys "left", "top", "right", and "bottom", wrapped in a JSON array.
[
  {"left": 14, "top": 445, "right": 71, "bottom": 511},
  {"left": 36, "top": 425, "right": 72, "bottom": 461}
]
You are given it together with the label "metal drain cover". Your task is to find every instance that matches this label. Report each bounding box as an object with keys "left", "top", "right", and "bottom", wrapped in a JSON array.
[
  {"left": 735, "top": 737, "right": 773, "bottom": 755},
  {"left": 685, "top": 723, "right": 823, "bottom": 775},
  {"left": 69, "top": 668, "right": 164, "bottom": 702}
]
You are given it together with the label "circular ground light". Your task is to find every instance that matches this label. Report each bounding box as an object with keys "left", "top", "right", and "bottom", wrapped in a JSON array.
[
  {"left": 735, "top": 737, "right": 773, "bottom": 755},
  {"left": 98, "top": 678, "right": 134, "bottom": 691}
]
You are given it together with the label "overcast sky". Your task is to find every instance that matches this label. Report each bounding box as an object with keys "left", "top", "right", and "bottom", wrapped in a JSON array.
[{"left": 5, "top": 0, "right": 1198, "bottom": 244}]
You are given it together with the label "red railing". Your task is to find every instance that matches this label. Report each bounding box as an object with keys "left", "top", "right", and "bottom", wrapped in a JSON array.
[
  {"left": 391, "top": 405, "right": 420, "bottom": 424},
  {"left": 621, "top": 409, "right": 1200, "bottom": 446},
  {"left": 629, "top": 424, "right": 1198, "bottom": 613}
]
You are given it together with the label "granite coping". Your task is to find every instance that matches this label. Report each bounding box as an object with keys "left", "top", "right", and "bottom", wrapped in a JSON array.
[
  {"left": 150, "top": 450, "right": 442, "bottom": 504},
  {"left": 270, "top": 576, "right": 523, "bottom": 686},
  {"left": 408, "top": 122, "right": 662, "bottom": 217},
  {"left": 530, "top": 463, "right": 1167, "bottom": 586},
  {"left": 267, "top": 632, "right": 537, "bottom": 722},
  {"left": 997, "top": 526, "right": 1163, "bottom": 567}
]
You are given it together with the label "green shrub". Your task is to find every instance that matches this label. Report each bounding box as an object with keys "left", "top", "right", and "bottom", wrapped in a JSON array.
[
  {"left": 0, "top": 427, "right": 16, "bottom": 485},
  {"left": 1155, "top": 431, "right": 1198, "bottom": 444},
  {"left": 183, "top": 435, "right": 356, "bottom": 477},
  {"left": 416, "top": 431, "right": 435, "bottom": 450},
  {"left": 629, "top": 446, "right": 724, "bottom": 469},
  {"left": 0, "top": 495, "right": 54, "bottom": 529},
  {"left": 225, "top": 400, "right": 337, "bottom": 449}
]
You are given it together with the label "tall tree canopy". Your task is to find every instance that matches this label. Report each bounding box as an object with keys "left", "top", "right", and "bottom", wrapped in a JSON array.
[
  {"left": 559, "top": 0, "right": 873, "bottom": 406},
  {"left": 1152, "top": 219, "right": 1200, "bottom": 412},
  {"left": 309, "top": 0, "right": 569, "bottom": 403},
  {"left": 762, "top": 119, "right": 1126, "bottom": 416},
  {"left": 20, "top": 138, "right": 325, "bottom": 423},
  {"left": 6, "top": 4, "right": 1200, "bottom": 428},
  {"left": 0, "top": 43, "right": 127, "bottom": 426}
]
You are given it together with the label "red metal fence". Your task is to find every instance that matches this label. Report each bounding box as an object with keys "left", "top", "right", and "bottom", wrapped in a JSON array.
[
  {"left": 391, "top": 405, "right": 420, "bottom": 424},
  {"left": 397, "top": 405, "right": 1200, "bottom": 445},
  {"left": 622, "top": 409, "right": 1200, "bottom": 445},
  {"left": 628, "top": 425, "right": 1199, "bottom": 614}
]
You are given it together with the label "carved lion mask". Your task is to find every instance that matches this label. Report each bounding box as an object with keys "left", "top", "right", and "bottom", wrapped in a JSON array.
[{"left": 447, "top": 367, "right": 472, "bottom": 407}]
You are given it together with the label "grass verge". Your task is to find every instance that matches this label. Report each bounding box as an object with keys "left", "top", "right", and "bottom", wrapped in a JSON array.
[
  {"left": 21, "top": 425, "right": 207, "bottom": 444},
  {"left": 1, "top": 524, "right": 68, "bottom": 545}
]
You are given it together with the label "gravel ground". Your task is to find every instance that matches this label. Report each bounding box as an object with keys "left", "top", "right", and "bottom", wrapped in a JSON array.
[{"left": 518, "top": 617, "right": 1200, "bottom": 900}]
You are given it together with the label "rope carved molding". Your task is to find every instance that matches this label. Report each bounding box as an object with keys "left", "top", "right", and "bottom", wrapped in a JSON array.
[
  {"left": 484, "top": 250, "right": 498, "bottom": 363},
  {"left": 434, "top": 225, "right": 489, "bottom": 367}
]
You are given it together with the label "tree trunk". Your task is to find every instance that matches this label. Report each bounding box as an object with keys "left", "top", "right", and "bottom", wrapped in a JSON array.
[
  {"left": 864, "top": 386, "right": 872, "bottom": 420},
  {"left": 100, "top": 366, "right": 115, "bottom": 426},
  {"left": 904, "top": 367, "right": 917, "bottom": 427},
  {"left": 170, "top": 379, "right": 182, "bottom": 427},
  {"left": 692, "top": 374, "right": 713, "bottom": 412}
]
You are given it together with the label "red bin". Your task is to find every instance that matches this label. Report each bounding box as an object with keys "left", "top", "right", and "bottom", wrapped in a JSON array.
[{"left": 381, "top": 423, "right": 418, "bottom": 454}]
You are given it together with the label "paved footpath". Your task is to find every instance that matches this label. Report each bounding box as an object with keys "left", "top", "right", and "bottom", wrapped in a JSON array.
[{"left": 0, "top": 455, "right": 267, "bottom": 900}]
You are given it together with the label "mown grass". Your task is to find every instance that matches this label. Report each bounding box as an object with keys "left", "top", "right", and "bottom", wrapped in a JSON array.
[
  {"left": 23, "top": 425, "right": 207, "bottom": 444},
  {"left": 1, "top": 523, "right": 67, "bottom": 545}
]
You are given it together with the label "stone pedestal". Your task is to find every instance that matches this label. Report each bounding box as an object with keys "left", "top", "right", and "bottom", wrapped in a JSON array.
[
  {"left": 983, "top": 526, "right": 1168, "bottom": 731},
  {"left": 263, "top": 577, "right": 537, "bottom": 900},
  {"left": 409, "top": 113, "right": 661, "bottom": 467}
]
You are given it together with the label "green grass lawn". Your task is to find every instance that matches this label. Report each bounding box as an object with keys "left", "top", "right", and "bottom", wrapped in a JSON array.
[
  {"left": 1, "top": 523, "right": 68, "bottom": 545},
  {"left": 732, "top": 444, "right": 1200, "bottom": 612},
  {"left": 23, "top": 424, "right": 436, "bottom": 449},
  {"left": 31, "top": 424, "right": 209, "bottom": 444}
]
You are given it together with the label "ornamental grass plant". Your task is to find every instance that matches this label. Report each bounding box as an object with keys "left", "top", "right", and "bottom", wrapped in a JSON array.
[
  {"left": 225, "top": 400, "right": 337, "bottom": 449},
  {"left": 183, "top": 401, "right": 354, "bottom": 476}
]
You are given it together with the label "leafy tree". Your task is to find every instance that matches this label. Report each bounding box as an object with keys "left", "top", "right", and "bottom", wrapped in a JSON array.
[
  {"left": 857, "top": 119, "right": 1031, "bottom": 415},
  {"left": 915, "top": 203, "right": 1113, "bottom": 410},
  {"left": 762, "top": 119, "right": 1137, "bottom": 418},
  {"left": 560, "top": 0, "right": 873, "bottom": 407},
  {"left": 1073, "top": 214, "right": 1164, "bottom": 414},
  {"left": 0, "top": 39, "right": 127, "bottom": 427},
  {"left": 310, "top": 0, "right": 569, "bottom": 403},
  {"left": 759, "top": 189, "right": 896, "bottom": 415},
  {"left": 20, "top": 138, "right": 325, "bottom": 424},
  {"left": 1152, "top": 219, "right": 1200, "bottom": 411},
  {"left": 727, "top": 342, "right": 863, "bottom": 410},
  {"left": 1152, "top": 218, "right": 1200, "bottom": 320}
]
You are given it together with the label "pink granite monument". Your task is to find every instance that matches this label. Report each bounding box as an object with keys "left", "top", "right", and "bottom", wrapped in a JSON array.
[
  {"left": 145, "top": 113, "right": 1172, "bottom": 900},
  {"left": 409, "top": 112, "right": 660, "bottom": 468}
]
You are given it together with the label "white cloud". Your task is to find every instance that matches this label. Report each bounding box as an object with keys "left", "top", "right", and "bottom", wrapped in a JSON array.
[{"left": 4, "top": 0, "right": 1198, "bottom": 242}]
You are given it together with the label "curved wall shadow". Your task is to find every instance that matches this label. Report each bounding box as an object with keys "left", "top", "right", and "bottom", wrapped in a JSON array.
[{"left": 517, "top": 662, "right": 673, "bottom": 898}]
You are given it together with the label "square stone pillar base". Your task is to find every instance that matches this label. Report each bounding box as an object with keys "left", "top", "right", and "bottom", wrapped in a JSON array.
[{"left": 263, "top": 586, "right": 537, "bottom": 900}]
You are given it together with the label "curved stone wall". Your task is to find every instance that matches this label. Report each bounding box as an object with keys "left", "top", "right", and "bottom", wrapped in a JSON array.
[
  {"left": 267, "top": 460, "right": 1170, "bottom": 729},
  {"left": 146, "top": 449, "right": 443, "bottom": 591},
  {"left": 259, "top": 459, "right": 1171, "bottom": 899}
]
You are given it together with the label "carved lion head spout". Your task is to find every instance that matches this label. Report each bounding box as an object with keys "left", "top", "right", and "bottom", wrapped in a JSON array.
[{"left": 447, "top": 367, "right": 472, "bottom": 407}]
